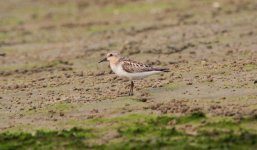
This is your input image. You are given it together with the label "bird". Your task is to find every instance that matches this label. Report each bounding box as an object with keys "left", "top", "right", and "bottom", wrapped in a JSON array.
[{"left": 99, "top": 52, "right": 169, "bottom": 96}]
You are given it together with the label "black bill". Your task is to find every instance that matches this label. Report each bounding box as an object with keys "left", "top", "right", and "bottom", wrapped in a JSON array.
[{"left": 98, "top": 57, "right": 107, "bottom": 63}]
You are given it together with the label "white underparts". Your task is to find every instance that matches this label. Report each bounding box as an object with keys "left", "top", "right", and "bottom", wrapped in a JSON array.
[{"left": 110, "top": 63, "right": 162, "bottom": 80}]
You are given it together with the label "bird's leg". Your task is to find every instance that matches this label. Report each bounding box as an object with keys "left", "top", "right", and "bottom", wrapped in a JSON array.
[
  {"left": 128, "top": 81, "right": 132, "bottom": 96},
  {"left": 129, "top": 81, "right": 134, "bottom": 96},
  {"left": 131, "top": 81, "right": 134, "bottom": 95}
]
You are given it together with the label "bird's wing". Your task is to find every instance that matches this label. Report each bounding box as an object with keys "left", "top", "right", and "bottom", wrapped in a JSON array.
[{"left": 121, "top": 59, "right": 154, "bottom": 73}]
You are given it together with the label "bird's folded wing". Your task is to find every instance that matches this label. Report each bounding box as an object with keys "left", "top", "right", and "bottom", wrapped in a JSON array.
[{"left": 121, "top": 60, "right": 154, "bottom": 73}]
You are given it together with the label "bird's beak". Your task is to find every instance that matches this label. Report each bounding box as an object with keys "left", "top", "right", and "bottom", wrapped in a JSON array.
[{"left": 98, "top": 57, "right": 107, "bottom": 63}]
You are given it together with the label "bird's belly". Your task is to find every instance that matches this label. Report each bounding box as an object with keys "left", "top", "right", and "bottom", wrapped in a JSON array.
[
  {"left": 111, "top": 64, "right": 161, "bottom": 79},
  {"left": 127, "top": 71, "right": 161, "bottom": 79}
]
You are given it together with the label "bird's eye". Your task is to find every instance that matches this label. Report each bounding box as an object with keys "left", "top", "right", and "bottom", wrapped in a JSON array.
[{"left": 109, "top": 54, "right": 113, "bottom": 57}]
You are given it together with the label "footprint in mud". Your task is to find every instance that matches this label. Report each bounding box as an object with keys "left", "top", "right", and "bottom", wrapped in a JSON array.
[{"left": 0, "top": 53, "right": 6, "bottom": 57}]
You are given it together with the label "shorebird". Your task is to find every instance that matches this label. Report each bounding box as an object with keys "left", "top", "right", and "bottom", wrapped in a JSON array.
[{"left": 99, "top": 52, "right": 169, "bottom": 96}]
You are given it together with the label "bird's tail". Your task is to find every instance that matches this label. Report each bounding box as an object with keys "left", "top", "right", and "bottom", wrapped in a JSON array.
[{"left": 154, "top": 67, "right": 170, "bottom": 72}]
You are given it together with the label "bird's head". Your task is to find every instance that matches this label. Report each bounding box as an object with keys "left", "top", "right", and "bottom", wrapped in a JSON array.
[{"left": 98, "top": 52, "right": 121, "bottom": 64}]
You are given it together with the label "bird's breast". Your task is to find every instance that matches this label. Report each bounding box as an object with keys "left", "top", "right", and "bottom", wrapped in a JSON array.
[{"left": 110, "top": 63, "right": 124, "bottom": 76}]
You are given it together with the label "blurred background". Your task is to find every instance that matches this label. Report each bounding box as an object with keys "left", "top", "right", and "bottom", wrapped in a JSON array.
[{"left": 1, "top": 0, "right": 257, "bottom": 149}]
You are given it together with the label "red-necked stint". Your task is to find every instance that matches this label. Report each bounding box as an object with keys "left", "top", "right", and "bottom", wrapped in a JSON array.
[{"left": 99, "top": 52, "right": 169, "bottom": 96}]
